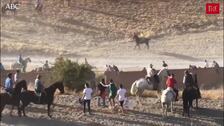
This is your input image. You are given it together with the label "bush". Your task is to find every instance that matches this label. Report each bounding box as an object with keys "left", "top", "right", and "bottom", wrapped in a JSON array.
[{"left": 51, "top": 56, "right": 95, "bottom": 92}]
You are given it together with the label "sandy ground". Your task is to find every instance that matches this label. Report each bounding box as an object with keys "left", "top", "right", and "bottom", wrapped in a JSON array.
[
  {"left": 1, "top": 29, "right": 223, "bottom": 71},
  {"left": 1, "top": 95, "right": 223, "bottom": 126}
]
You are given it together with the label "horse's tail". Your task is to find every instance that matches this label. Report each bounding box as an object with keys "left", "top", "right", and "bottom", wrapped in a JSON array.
[{"left": 130, "top": 81, "right": 138, "bottom": 95}]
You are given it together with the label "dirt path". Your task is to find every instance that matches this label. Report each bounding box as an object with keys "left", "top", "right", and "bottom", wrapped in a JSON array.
[{"left": 1, "top": 96, "right": 223, "bottom": 126}]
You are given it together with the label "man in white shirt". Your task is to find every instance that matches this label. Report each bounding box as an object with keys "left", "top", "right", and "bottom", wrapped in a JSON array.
[
  {"left": 82, "top": 83, "right": 93, "bottom": 115},
  {"left": 146, "top": 64, "right": 159, "bottom": 88},
  {"left": 116, "top": 84, "right": 127, "bottom": 113},
  {"left": 14, "top": 70, "right": 20, "bottom": 84}
]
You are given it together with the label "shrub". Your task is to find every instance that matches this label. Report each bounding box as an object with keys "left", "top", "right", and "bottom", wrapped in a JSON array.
[{"left": 51, "top": 56, "right": 95, "bottom": 92}]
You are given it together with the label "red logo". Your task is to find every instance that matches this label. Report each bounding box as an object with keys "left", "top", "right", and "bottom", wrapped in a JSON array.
[{"left": 206, "top": 3, "right": 220, "bottom": 14}]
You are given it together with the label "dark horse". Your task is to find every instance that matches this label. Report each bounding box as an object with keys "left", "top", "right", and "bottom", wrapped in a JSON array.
[
  {"left": 0, "top": 80, "right": 27, "bottom": 120},
  {"left": 182, "top": 87, "right": 199, "bottom": 117},
  {"left": 133, "top": 33, "right": 150, "bottom": 49},
  {"left": 1, "top": 1, "right": 20, "bottom": 15},
  {"left": 20, "top": 81, "right": 64, "bottom": 117}
]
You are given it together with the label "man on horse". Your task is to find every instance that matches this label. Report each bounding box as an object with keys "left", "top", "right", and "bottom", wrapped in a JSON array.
[
  {"left": 183, "top": 70, "right": 194, "bottom": 88},
  {"left": 17, "top": 54, "right": 23, "bottom": 65},
  {"left": 4, "top": 73, "right": 14, "bottom": 94},
  {"left": 146, "top": 64, "right": 159, "bottom": 89},
  {"left": 166, "top": 73, "right": 178, "bottom": 101},
  {"left": 34, "top": 74, "right": 46, "bottom": 103}
]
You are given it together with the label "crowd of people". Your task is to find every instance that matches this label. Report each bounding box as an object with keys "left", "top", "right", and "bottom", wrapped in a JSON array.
[
  {"left": 81, "top": 78, "right": 127, "bottom": 115},
  {"left": 0, "top": 59, "right": 221, "bottom": 116}
]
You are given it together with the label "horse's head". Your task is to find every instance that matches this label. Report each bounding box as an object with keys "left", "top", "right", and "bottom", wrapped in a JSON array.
[
  {"left": 15, "top": 80, "right": 27, "bottom": 92},
  {"left": 26, "top": 57, "right": 31, "bottom": 62},
  {"left": 133, "top": 33, "right": 139, "bottom": 40},
  {"left": 55, "top": 81, "right": 64, "bottom": 94}
]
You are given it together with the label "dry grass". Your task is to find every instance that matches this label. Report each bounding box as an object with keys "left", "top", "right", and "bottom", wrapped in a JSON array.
[{"left": 200, "top": 88, "right": 223, "bottom": 100}]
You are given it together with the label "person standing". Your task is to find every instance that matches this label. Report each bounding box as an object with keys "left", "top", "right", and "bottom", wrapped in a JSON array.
[
  {"left": 108, "top": 79, "right": 117, "bottom": 108},
  {"left": 82, "top": 83, "right": 93, "bottom": 115},
  {"left": 116, "top": 84, "right": 127, "bottom": 113},
  {"left": 97, "top": 79, "right": 107, "bottom": 107},
  {"left": 14, "top": 70, "right": 20, "bottom": 84},
  {"left": 212, "top": 61, "right": 220, "bottom": 74},
  {"left": 0, "top": 62, "right": 5, "bottom": 71},
  {"left": 4, "top": 73, "right": 14, "bottom": 94}
]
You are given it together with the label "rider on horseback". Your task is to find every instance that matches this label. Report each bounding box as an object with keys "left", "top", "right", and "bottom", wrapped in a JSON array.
[
  {"left": 34, "top": 74, "right": 46, "bottom": 103},
  {"left": 146, "top": 64, "right": 159, "bottom": 89},
  {"left": 17, "top": 54, "right": 23, "bottom": 65},
  {"left": 166, "top": 73, "right": 178, "bottom": 101},
  {"left": 183, "top": 70, "right": 194, "bottom": 88},
  {"left": 4, "top": 73, "right": 14, "bottom": 94}
]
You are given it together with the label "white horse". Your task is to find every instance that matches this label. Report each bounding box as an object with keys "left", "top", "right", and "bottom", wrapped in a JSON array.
[
  {"left": 11, "top": 57, "right": 31, "bottom": 72},
  {"left": 130, "top": 68, "right": 169, "bottom": 104},
  {"left": 161, "top": 87, "right": 176, "bottom": 116}
]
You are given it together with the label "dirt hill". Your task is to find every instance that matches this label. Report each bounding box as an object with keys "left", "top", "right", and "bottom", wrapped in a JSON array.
[{"left": 1, "top": 0, "right": 223, "bottom": 69}]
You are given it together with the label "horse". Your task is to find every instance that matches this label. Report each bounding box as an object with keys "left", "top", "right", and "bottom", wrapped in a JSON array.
[
  {"left": 1, "top": 1, "right": 20, "bottom": 16},
  {"left": 0, "top": 80, "right": 27, "bottom": 120},
  {"left": 133, "top": 33, "right": 150, "bottom": 49},
  {"left": 182, "top": 86, "right": 198, "bottom": 117},
  {"left": 161, "top": 87, "right": 176, "bottom": 116},
  {"left": 19, "top": 81, "right": 64, "bottom": 117},
  {"left": 11, "top": 57, "right": 31, "bottom": 72},
  {"left": 130, "top": 68, "right": 169, "bottom": 105},
  {"left": 35, "top": 0, "right": 43, "bottom": 13}
]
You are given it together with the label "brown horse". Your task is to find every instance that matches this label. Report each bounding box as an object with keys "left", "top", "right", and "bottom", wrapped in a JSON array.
[
  {"left": 0, "top": 80, "right": 27, "bottom": 120},
  {"left": 133, "top": 33, "right": 150, "bottom": 49}
]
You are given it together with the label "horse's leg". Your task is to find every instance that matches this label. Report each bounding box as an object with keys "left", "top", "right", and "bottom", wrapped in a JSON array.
[
  {"left": 17, "top": 106, "right": 21, "bottom": 117},
  {"left": 146, "top": 42, "right": 149, "bottom": 49},
  {"left": 47, "top": 104, "right": 52, "bottom": 118},
  {"left": 165, "top": 104, "right": 167, "bottom": 117},
  {"left": 196, "top": 98, "right": 198, "bottom": 109},
  {"left": 155, "top": 90, "right": 161, "bottom": 104},
  {"left": 0, "top": 104, "right": 5, "bottom": 120},
  {"left": 10, "top": 106, "right": 14, "bottom": 116}
]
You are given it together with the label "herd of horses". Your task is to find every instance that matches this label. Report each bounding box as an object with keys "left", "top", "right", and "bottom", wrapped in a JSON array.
[{"left": 0, "top": 68, "right": 199, "bottom": 121}]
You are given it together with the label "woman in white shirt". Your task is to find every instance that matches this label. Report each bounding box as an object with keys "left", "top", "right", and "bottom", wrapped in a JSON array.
[
  {"left": 116, "top": 84, "right": 127, "bottom": 113},
  {"left": 82, "top": 83, "right": 93, "bottom": 115}
]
